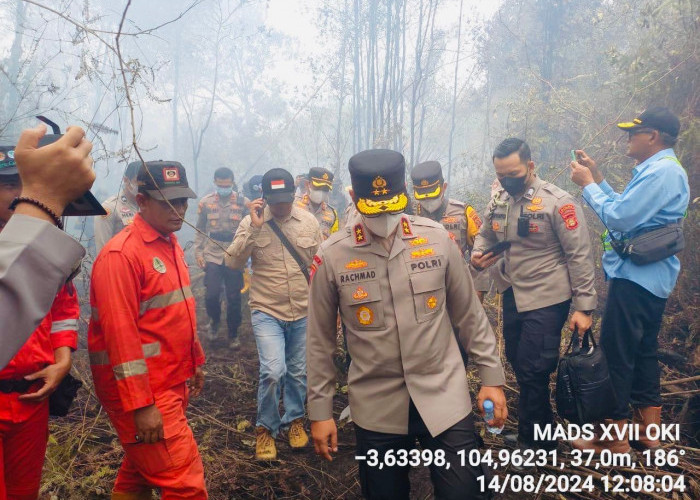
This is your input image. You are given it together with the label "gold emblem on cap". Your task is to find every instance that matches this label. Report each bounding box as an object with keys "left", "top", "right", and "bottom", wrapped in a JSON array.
[
  {"left": 421, "top": 179, "right": 428, "bottom": 186},
  {"left": 372, "top": 176, "right": 389, "bottom": 196},
  {"left": 322, "top": 172, "right": 329, "bottom": 180}
]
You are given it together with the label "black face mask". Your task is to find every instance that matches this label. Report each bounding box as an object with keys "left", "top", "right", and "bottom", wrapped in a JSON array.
[{"left": 501, "top": 173, "right": 529, "bottom": 196}]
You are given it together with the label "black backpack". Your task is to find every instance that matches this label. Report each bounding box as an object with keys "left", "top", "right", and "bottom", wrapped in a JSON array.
[{"left": 556, "top": 328, "right": 617, "bottom": 424}]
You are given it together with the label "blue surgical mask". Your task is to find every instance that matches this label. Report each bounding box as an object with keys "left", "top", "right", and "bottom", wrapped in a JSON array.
[{"left": 216, "top": 187, "right": 233, "bottom": 198}]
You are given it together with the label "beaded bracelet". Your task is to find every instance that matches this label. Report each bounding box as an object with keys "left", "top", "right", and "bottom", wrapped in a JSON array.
[{"left": 10, "top": 197, "right": 64, "bottom": 230}]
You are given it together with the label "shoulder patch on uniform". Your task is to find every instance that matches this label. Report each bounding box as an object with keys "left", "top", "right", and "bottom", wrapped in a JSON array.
[
  {"left": 466, "top": 206, "right": 482, "bottom": 228},
  {"left": 309, "top": 255, "right": 322, "bottom": 281},
  {"left": 558, "top": 203, "right": 579, "bottom": 230}
]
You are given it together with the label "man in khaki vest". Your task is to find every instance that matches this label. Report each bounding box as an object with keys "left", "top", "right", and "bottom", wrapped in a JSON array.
[
  {"left": 308, "top": 149, "right": 506, "bottom": 499},
  {"left": 195, "top": 167, "right": 248, "bottom": 347},
  {"left": 472, "top": 138, "right": 596, "bottom": 456},
  {"left": 295, "top": 167, "right": 339, "bottom": 240},
  {"left": 410, "top": 160, "right": 490, "bottom": 302}
]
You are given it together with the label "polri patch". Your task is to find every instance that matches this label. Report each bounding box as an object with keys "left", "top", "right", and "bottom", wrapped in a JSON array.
[{"left": 558, "top": 204, "right": 579, "bottom": 230}]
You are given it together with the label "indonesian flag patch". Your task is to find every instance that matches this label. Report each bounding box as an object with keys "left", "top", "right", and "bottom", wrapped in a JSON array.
[{"left": 270, "top": 179, "right": 285, "bottom": 190}]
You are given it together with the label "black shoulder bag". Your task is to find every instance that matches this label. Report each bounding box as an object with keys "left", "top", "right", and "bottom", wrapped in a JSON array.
[
  {"left": 266, "top": 219, "right": 310, "bottom": 283},
  {"left": 555, "top": 328, "right": 617, "bottom": 424}
]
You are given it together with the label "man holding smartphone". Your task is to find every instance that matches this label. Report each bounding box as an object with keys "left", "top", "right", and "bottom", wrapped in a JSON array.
[
  {"left": 226, "top": 168, "right": 322, "bottom": 460},
  {"left": 472, "top": 138, "right": 597, "bottom": 458}
]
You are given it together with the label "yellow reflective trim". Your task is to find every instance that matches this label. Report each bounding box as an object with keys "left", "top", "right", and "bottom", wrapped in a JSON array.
[
  {"left": 89, "top": 342, "right": 162, "bottom": 367},
  {"left": 113, "top": 359, "right": 148, "bottom": 380},
  {"left": 356, "top": 193, "right": 408, "bottom": 215},
  {"left": 139, "top": 287, "right": 193, "bottom": 316},
  {"left": 413, "top": 185, "right": 442, "bottom": 200}
]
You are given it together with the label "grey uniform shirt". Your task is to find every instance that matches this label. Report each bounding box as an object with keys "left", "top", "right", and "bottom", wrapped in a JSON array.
[
  {"left": 226, "top": 205, "right": 322, "bottom": 322},
  {"left": 307, "top": 213, "right": 505, "bottom": 437},
  {"left": 473, "top": 175, "right": 597, "bottom": 312},
  {"left": 0, "top": 215, "right": 84, "bottom": 369},
  {"left": 94, "top": 193, "right": 137, "bottom": 253}
]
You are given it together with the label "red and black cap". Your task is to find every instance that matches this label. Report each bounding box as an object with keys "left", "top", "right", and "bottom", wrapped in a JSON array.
[
  {"left": 410, "top": 161, "right": 444, "bottom": 200},
  {"left": 617, "top": 107, "right": 680, "bottom": 138},
  {"left": 349, "top": 149, "right": 408, "bottom": 216},
  {"left": 0, "top": 145, "right": 17, "bottom": 176},
  {"left": 261, "top": 168, "right": 295, "bottom": 204},
  {"left": 137, "top": 161, "right": 197, "bottom": 200},
  {"left": 308, "top": 167, "right": 334, "bottom": 191}
]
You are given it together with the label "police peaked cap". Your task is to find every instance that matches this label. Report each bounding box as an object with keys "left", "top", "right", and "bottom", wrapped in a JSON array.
[
  {"left": 411, "top": 161, "right": 444, "bottom": 199},
  {"left": 308, "top": 167, "right": 334, "bottom": 191},
  {"left": 349, "top": 149, "right": 408, "bottom": 215}
]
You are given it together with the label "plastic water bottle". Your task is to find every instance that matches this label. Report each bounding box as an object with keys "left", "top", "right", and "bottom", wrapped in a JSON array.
[{"left": 483, "top": 399, "right": 503, "bottom": 435}]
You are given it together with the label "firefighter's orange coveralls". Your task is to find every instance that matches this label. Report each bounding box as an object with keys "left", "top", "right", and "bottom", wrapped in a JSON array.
[
  {"left": 88, "top": 215, "right": 207, "bottom": 499},
  {"left": 0, "top": 284, "right": 79, "bottom": 500}
]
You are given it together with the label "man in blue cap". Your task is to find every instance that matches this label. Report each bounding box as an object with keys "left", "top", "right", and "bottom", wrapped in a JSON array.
[{"left": 570, "top": 106, "right": 690, "bottom": 453}]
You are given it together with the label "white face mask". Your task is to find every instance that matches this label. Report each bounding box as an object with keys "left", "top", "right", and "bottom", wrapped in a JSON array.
[
  {"left": 362, "top": 213, "right": 403, "bottom": 238},
  {"left": 420, "top": 197, "right": 444, "bottom": 213},
  {"left": 308, "top": 189, "right": 328, "bottom": 205}
]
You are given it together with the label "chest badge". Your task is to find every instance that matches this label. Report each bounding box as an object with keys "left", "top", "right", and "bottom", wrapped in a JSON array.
[
  {"left": 357, "top": 306, "right": 374, "bottom": 325},
  {"left": 426, "top": 296, "right": 438, "bottom": 309},
  {"left": 152, "top": 257, "right": 167, "bottom": 274},
  {"left": 346, "top": 259, "right": 368, "bottom": 269},
  {"left": 410, "top": 237, "right": 428, "bottom": 247},
  {"left": 527, "top": 204, "right": 544, "bottom": 212},
  {"left": 411, "top": 248, "right": 434, "bottom": 259},
  {"left": 353, "top": 287, "right": 369, "bottom": 300},
  {"left": 492, "top": 222, "right": 501, "bottom": 231}
]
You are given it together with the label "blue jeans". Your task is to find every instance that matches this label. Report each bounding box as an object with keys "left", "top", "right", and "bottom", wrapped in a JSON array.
[{"left": 251, "top": 310, "right": 307, "bottom": 436}]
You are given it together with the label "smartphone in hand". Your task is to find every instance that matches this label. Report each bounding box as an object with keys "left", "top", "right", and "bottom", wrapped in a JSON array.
[{"left": 484, "top": 241, "right": 511, "bottom": 257}]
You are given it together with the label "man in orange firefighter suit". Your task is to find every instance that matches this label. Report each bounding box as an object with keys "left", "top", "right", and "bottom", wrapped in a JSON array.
[
  {"left": 0, "top": 146, "right": 80, "bottom": 500},
  {"left": 89, "top": 161, "right": 207, "bottom": 499}
]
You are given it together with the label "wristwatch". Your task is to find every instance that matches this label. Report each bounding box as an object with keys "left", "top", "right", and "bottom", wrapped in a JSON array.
[{"left": 582, "top": 310, "right": 594, "bottom": 316}]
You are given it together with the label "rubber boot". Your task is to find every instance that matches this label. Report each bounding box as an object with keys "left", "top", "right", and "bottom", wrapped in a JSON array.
[
  {"left": 631, "top": 406, "right": 661, "bottom": 451},
  {"left": 571, "top": 419, "right": 634, "bottom": 455}
]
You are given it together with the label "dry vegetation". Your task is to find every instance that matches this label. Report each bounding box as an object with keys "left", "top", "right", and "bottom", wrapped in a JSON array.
[{"left": 40, "top": 280, "right": 699, "bottom": 499}]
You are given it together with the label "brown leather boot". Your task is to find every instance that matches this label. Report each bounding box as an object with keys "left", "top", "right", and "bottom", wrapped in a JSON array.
[
  {"left": 571, "top": 419, "right": 633, "bottom": 454},
  {"left": 631, "top": 406, "right": 661, "bottom": 451}
]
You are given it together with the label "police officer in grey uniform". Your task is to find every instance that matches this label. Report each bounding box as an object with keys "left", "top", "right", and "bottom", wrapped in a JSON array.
[
  {"left": 94, "top": 161, "right": 139, "bottom": 253},
  {"left": 411, "top": 160, "right": 490, "bottom": 302},
  {"left": 472, "top": 138, "right": 597, "bottom": 452},
  {"left": 307, "top": 149, "right": 507, "bottom": 499}
]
